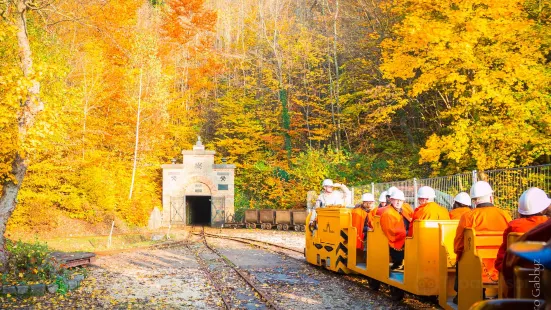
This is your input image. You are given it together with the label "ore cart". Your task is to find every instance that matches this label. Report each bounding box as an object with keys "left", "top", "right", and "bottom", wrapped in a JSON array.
[
  {"left": 244, "top": 210, "right": 259, "bottom": 229},
  {"left": 259, "top": 209, "right": 276, "bottom": 229},
  {"left": 275, "top": 210, "right": 292, "bottom": 231},
  {"left": 291, "top": 210, "right": 307, "bottom": 231}
]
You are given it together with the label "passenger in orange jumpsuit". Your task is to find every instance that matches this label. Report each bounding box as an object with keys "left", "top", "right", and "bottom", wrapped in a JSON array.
[
  {"left": 449, "top": 192, "right": 472, "bottom": 220},
  {"left": 380, "top": 189, "right": 413, "bottom": 270},
  {"left": 407, "top": 186, "right": 450, "bottom": 237},
  {"left": 497, "top": 188, "right": 551, "bottom": 298},
  {"left": 495, "top": 187, "right": 550, "bottom": 271},
  {"left": 351, "top": 193, "right": 376, "bottom": 250},
  {"left": 376, "top": 187, "right": 414, "bottom": 217},
  {"left": 376, "top": 187, "right": 397, "bottom": 216},
  {"left": 502, "top": 218, "right": 551, "bottom": 298},
  {"left": 452, "top": 181, "right": 512, "bottom": 304}
]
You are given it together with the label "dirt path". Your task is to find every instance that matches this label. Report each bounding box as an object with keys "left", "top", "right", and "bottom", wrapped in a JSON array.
[{"left": 0, "top": 228, "right": 435, "bottom": 309}]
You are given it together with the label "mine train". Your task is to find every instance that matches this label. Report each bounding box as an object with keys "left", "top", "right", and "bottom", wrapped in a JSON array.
[
  {"left": 305, "top": 207, "right": 545, "bottom": 310},
  {"left": 224, "top": 209, "right": 308, "bottom": 231}
]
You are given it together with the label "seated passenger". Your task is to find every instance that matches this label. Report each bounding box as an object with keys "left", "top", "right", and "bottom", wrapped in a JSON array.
[
  {"left": 407, "top": 186, "right": 450, "bottom": 237},
  {"left": 352, "top": 193, "right": 375, "bottom": 250},
  {"left": 502, "top": 218, "right": 551, "bottom": 298},
  {"left": 380, "top": 189, "right": 413, "bottom": 270},
  {"left": 495, "top": 187, "right": 550, "bottom": 272},
  {"left": 449, "top": 192, "right": 472, "bottom": 220},
  {"left": 375, "top": 191, "right": 388, "bottom": 209},
  {"left": 452, "top": 181, "right": 512, "bottom": 304},
  {"left": 376, "top": 187, "right": 398, "bottom": 216}
]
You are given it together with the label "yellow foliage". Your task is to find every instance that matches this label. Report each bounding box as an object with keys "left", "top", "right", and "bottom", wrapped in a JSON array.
[{"left": 382, "top": 0, "right": 551, "bottom": 172}]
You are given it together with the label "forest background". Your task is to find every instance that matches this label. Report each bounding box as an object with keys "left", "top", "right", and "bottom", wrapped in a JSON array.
[{"left": 0, "top": 0, "right": 550, "bottom": 234}]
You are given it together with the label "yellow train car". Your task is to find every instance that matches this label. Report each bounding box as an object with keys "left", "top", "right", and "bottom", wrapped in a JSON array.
[
  {"left": 304, "top": 208, "right": 532, "bottom": 309},
  {"left": 457, "top": 229, "right": 502, "bottom": 310},
  {"left": 439, "top": 221, "right": 461, "bottom": 310},
  {"left": 347, "top": 217, "right": 459, "bottom": 300},
  {"left": 305, "top": 207, "right": 352, "bottom": 274}
]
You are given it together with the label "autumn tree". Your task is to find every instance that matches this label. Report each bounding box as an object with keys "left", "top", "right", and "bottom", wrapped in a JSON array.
[
  {"left": 0, "top": 0, "right": 47, "bottom": 268},
  {"left": 381, "top": 0, "right": 551, "bottom": 173}
]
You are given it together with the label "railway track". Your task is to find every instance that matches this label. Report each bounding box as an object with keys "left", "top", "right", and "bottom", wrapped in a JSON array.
[
  {"left": 189, "top": 227, "right": 284, "bottom": 310},
  {"left": 200, "top": 230, "right": 437, "bottom": 310}
]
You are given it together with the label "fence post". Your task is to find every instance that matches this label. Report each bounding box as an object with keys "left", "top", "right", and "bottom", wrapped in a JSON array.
[
  {"left": 413, "top": 178, "right": 418, "bottom": 209},
  {"left": 472, "top": 170, "right": 478, "bottom": 184}
]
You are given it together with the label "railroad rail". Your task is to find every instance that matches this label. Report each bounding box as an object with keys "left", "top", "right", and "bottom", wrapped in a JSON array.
[
  {"left": 191, "top": 227, "right": 284, "bottom": 310},
  {"left": 200, "top": 230, "right": 435, "bottom": 309},
  {"left": 202, "top": 232, "right": 303, "bottom": 255}
]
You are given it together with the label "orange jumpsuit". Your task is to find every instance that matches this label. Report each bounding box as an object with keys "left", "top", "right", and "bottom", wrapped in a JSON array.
[
  {"left": 453, "top": 204, "right": 512, "bottom": 261},
  {"left": 407, "top": 202, "right": 450, "bottom": 237},
  {"left": 351, "top": 208, "right": 369, "bottom": 249},
  {"left": 449, "top": 207, "right": 471, "bottom": 220},
  {"left": 376, "top": 206, "right": 388, "bottom": 216},
  {"left": 380, "top": 206, "right": 413, "bottom": 250},
  {"left": 494, "top": 215, "right": 549, "bottom": 272},
  {"left": 502, "top": 219, "right": 551, "bottom": 298}
]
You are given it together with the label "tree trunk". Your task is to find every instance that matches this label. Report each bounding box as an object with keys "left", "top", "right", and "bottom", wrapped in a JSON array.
[
  {"left": 129, "top": 67, "right": 143, "bottom": 200},
  {"left": 0, "top": 155, "right": 27, "bottom": 269},
  {"left": 0, "top": 0, "right": 43, "bottom": 270}
]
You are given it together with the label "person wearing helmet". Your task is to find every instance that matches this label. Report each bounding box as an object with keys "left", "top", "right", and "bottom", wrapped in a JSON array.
[
  {"left": 309, "top": 179, "right": 351, "bottom": 227},
  {"left": 449, "top": 192, "right": 472, "bottom": 220},
  {"left": 351, "top": 193, "right": 376, "bottom": 250},
  {"left": 380, "top": 189, "right": 413, "bottom": 270},
  {"left": 494, "top": 188, "right": 551, "bottom": 273},
  {"left": 407, "top": 186, "right": 450, "bottom": 237},
  {"left": 502, "top": 217, "right": 551, "bottom": 298},
  {"left": 376, "top": 186, "right": 411, "bottom": 216},
  {"left": 378, "top": 191, "right": 388, "bottom": 209},
  {"left": 452, "top": 181, "right": 512, "bottom": 304}
]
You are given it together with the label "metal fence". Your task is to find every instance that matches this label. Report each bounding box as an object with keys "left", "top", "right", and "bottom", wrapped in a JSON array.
[{"left": 352, "top": 164, "right": 551, "bottom": 216}]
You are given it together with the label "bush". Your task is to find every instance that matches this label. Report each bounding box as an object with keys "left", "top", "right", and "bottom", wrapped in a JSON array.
[{"left": 2, "top": 239, "right": 62, "bottom": 285}]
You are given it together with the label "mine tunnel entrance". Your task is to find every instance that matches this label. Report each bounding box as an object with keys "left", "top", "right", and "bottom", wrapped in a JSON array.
[{"left": 186, "top": 196, "right": 211, "bottom": 225}]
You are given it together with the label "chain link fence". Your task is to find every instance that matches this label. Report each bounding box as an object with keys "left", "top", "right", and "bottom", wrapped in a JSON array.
[{"left": 352, "top": 164, "right": 551, "bottom": 216}]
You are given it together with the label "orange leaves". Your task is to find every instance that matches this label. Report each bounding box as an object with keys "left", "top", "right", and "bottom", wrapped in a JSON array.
[{"left": 162, "top": 0, "right": 217, "bottom": 44}]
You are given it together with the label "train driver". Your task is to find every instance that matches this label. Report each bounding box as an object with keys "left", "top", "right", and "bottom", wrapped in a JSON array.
[
  {"left": 407, "top": 186, "right": 450, "bottom": 237},
  {"left": 449, "top": 192, "right": 472, "bottom": 220},
  {"left": 452, "top": 181, "right": 511, "bottom": 304},
  {"left": 380, "top": 189, "right": 413, "bottom": 270},
  {"left": 309, "top": 179, "right": 351, "bottom": 227}
]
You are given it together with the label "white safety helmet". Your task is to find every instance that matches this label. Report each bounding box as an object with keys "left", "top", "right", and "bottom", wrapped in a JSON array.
[
  {"left": 387, "top": 186, "right": 399, "bottom": 196},
  {"left": 417, "top": 186, "right": 436, "bottom": 199},
  {"left": 470, "top": 181, "right": 493, "bottom": 199},
  {"left": 390, "top": 189, "right": 405, "bottom": 201},
  {"left": 518, "top": 187, "right": 551, "bottom": 215},
  {"left": 322, "top": 179, "right": 334, "bottom": 187},
  {"left": 361, "top": 193, "right": 375, "bottom": 202},
  {"left": 379, "top": 191, "right": 388, "bottom": 203},
  {"left": 454, "top": 192, "right": 471, "bottom": 206}
]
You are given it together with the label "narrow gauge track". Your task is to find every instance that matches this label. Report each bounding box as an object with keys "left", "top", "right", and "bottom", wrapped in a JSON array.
[
  {"left": 201, "top": 231, "right": 437, "bottom": 310},
  {"left": 189, "top": 227, "right": 283, "bottom": 310},
  {"left": 202, "top": 232, "right": 303, "bottom": 255}
]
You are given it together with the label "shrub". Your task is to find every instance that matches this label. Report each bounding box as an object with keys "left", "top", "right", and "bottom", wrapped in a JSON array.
[{"left": 2, "top": 239, "right": 62, "bottom": 285}]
